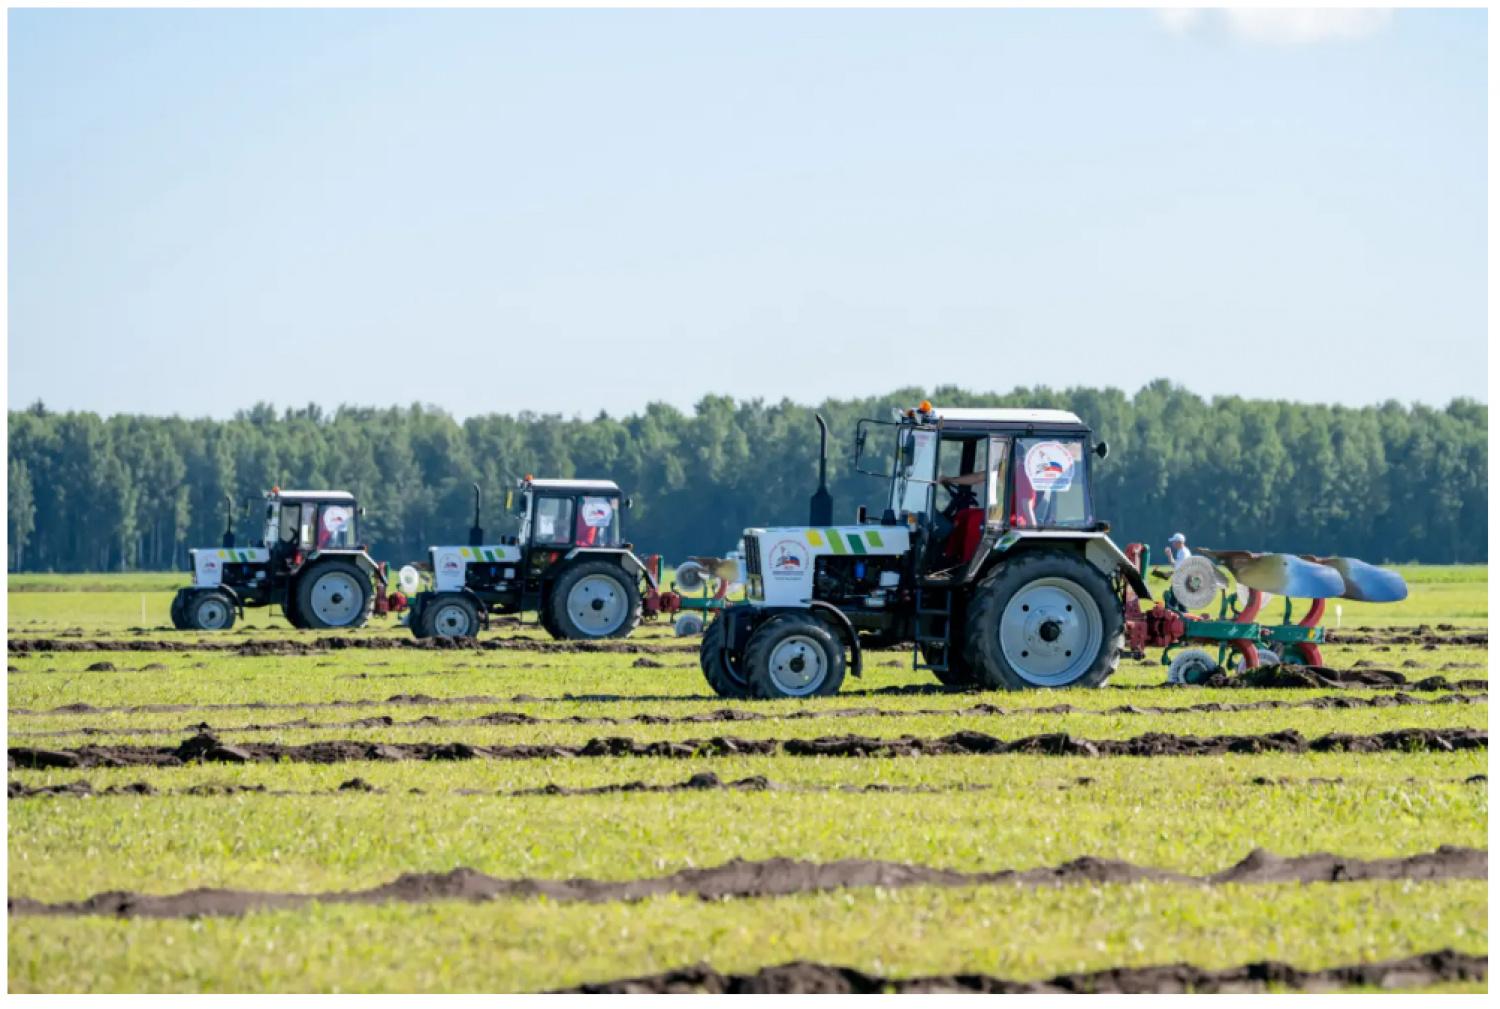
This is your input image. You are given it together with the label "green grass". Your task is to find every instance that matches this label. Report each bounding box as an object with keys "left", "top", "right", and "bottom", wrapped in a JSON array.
[
  {"left": 5, "top": 570, "right": 1488, "bottom": 992},
  {"left": 9, "top": 881, "right": 1486, "bottom": 993},
  {"left": 6, "top": 563, "right": 1485, "bottom": 635}
]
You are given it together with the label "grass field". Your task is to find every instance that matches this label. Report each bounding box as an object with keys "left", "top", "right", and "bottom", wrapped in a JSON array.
[{"left": 6, "top": 567, "right": 1489, "bottom": 992}]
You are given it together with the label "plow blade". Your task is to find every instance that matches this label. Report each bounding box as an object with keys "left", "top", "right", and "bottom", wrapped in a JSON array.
[
  {"left": 1302, "top": 556, "right": 1409, "bottom": 603},
  {"left": 1197, "top": 549, "right": 1347, "bottom": 600}
]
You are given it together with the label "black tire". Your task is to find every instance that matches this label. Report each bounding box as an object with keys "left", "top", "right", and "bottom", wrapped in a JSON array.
[
  {"left": 186, "top": 590, "right": 236, "bottom": 631},
  {"left": 419, "top": 593, "right": 481, "bottom": 639},
  {"left": 700, "top": 613, "right": 751, "bottom": 699},
  {"left": 282, "top": 598, "right": 308, "bottom": 629},
  {"left": 537, "top": 594, "right": 563, "bottom": 640},
  {"left": 294, "top": 559, "right": 376, "bottom": 630},
  {"left": 963, "top": 550, "right": 1123, "bottom": 691},
  {"left": 921, "top": 643, "right": 980, "bottom": 688},
  {"left": 548, "top": 560, "right": 642, "bottom": 640},
  {"left": 170, "top": 589, "right": 191, "bottom": 630},
  {"left": 745, "top": 613, "right": 846, "bottom": 699},
  {"left": 406, "top": 594, "right": 429, "bottom": 639}
]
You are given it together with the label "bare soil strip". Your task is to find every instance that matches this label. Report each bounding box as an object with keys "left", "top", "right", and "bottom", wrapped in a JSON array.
[
  {"left": 8, "top": 692, "right": 1485, "bottom": 740},
  {"left": 9, "top": 846, "right": 1484, "bottom": 920},
  {"left": 553, "top": 949, "right": 1487, "bottom": 994},
  {"left": 8, "top": 727, "right": 1486, "bottom": 770},
  {"left": 8, "top": 636, "right": 697, "bottom": 656},
  {"left": 8, "top": 770, "right": 1001, "bottom": 800}
]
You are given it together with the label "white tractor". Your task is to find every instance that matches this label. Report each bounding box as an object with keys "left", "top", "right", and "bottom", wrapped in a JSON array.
[
  {"left": 699, "top": 404, "right": 1152, "bottom": 698},
  {"left": 170, "top": 489, "right": 390, "bottom": 631},
  {"left": 404, "top": 479, "right": 655, "bottom": 640}
]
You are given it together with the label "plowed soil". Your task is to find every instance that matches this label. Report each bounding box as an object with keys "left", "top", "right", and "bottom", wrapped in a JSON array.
[
  {"left": 9, "top": 726, "right": 1486, "bottom": 769},
  {"left": 9, "top": 845, "right": 1483, "bottom": 920},
  {"left": 555, "top": 949, "right": 1487, "bottom": 994},
  {"left": 8, "top": 636, "right": 697, "bottom": 655}
]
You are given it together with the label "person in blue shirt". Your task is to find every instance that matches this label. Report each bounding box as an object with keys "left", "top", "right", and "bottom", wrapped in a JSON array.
[{"left": 1165, "top": 532, "right": 1192, "bottom": 567}]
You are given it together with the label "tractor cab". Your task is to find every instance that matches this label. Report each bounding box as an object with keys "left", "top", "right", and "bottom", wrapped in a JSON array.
[
  {"left": 262, "top": 489, "right": 360, "bottom": 567},
  {"left": 857, "top": 403, "right": 1106, "bottom": 579},
  {"left": 515, "top": 479, "right": 625, "bottom": 553}
]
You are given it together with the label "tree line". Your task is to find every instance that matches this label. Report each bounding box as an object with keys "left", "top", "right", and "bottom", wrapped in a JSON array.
[{"left": 6, "top": 382, "right": 1487, "bottom": 573}]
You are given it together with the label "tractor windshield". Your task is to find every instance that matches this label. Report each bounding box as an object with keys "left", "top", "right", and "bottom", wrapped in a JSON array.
[
  {"left": 1013, "top": 437, "right": 1092, "bottom": 529},
  {"left": 575, "top": 496, "right": 621, "bottom": 547},
  {"left": 316, "top": 504, "right": 357, "bottom": 549}
]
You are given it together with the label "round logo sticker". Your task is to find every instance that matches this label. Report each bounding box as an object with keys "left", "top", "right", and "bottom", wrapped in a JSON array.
[
  {"left": 437, "top": 551, "right": 464, "bottom": 573},
  {"left": 1024, "top": 441, "right": 1076, "bottom": 492},
  {"left": 322, "top": 506, "right": 353, "bottom": 534},
  {"left": 769, "top": 540, "right": 809, "bottom": 578},
  {"left": 580, "top": 497, "right": 615, "bottom": 528}
]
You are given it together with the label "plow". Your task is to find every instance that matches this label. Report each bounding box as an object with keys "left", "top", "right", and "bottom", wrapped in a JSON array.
[{"left": 1124, "top": 546, "right": 1409, "bottom": 684}]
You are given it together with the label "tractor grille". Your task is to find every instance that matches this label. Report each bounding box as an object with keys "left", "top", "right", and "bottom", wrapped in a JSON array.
[
  {"left": 742, "top": 535, "right": 763, "bottom": 600},
  {"left": 742, "top": 535, "right": 762, "bottom": 577}
]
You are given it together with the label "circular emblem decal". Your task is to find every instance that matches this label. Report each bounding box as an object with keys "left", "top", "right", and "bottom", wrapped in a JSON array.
[
  {"left": 1024, "top": 441, "right": 1076, "bottom": 492},
  {"left": 769, "top": 540, "right": 809, "bottom": 578}
]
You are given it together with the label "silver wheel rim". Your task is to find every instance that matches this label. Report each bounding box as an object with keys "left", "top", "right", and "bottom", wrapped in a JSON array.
[
  {"left": 196, "top": 597, "right": 230, "bottom": 629},
  {"left": 999, "top": 576, "right": 1104, "bottom": 686},
  {"left": 431, "top": 602, "right": 474, "bottom": 637},
  {"left": 566, "top": 574, "right": 628, "bottom": 635},
  {"left": 767, "top": 633, "right": 829, "bottom": 696},
  {"left": 309, "top": 570, "right": 364, "bottom": 626}
]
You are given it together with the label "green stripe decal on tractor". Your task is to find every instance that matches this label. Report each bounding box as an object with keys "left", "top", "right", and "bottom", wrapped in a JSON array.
[
  {"left": 847, "top": 533, "right": 867, "bottom": 554},
  {"left": 826, "top": 530, "right": 847, "bottom": 554},
  {"left": 865, "top": 531, "right": 884, "bottom": 548}
]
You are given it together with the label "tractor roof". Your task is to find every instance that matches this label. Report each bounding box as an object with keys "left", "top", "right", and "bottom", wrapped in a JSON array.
[
  {"left": 525, "top": 478, "right": 622, "bottom": 495},
  {"left": 928, "top": 407, "right": 1089, "bottom": 431},
  {"left": 270, "top": 490, "right": 357, "bottom": 503}
]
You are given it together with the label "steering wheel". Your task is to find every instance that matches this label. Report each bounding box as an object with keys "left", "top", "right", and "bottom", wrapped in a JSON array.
[{"left": 938, "top": 478, "right": 978, "bottom": 519}]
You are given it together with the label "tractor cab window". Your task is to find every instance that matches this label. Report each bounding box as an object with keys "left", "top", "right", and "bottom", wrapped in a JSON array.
[
  {"left": 1013, "top": 438, "right": 1091, "bottom": 529},
  {"left": 317, "top": 504, "right": 356, "bottom": 550},
  {"left": 575, "top": 496, "right": 621, "bottom": 547},
  {"left": 298, "top": 503, "right": 319, "bottom": 549},
  {"left": 889, "top": 428, "right": 939, "bottom": 517},
  {"left": 532, "top": 496, "right": 575, "bottom": 547},
  {"left": 277, "top": 503, "right": 301, "bottom": 545}
]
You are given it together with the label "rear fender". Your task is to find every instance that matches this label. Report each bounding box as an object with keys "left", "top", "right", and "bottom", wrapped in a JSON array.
[{"left": 993, "top": 530, "right": 1152, "bottom": 601}]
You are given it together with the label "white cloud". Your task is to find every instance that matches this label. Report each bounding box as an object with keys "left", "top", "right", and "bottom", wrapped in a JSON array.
[{"left": 1154, "top": 8, "right": 1394, "bottom": 46}]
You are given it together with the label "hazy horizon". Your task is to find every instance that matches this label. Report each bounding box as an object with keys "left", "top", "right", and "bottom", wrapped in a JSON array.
[{"left": 9, "top": 9, "right": 1486, "bottom": 420}]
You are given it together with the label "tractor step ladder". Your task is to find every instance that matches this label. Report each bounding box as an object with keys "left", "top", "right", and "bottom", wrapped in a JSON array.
[{"left": 913, "top": 582, "right": 955, "bottom": 673}]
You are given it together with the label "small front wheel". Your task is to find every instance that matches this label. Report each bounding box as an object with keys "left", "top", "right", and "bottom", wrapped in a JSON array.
[
  {"left": 419, "top": 594, "right": 480, "bottom": 639},
  {"left": 745, "top": 614, "right": 846, "bottom": 699},
  {"left": 186, "top": 590, "right": 237, "bottom": 631}
]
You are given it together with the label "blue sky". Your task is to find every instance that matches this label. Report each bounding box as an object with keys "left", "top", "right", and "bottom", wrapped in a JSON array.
[{"left": 8, "top": 9, "right": 1486, "bottom": 419}]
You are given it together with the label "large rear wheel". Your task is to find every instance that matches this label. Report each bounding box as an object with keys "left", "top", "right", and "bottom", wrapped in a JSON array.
[
  {"left": 964, "top": 551, "right": 1123, "bottom": 691},
  {"left": 549, "top": 561, "right": 642, "bottom": 639},
  {"left": 295, "top": 560, "right": 375, "bottom": 630},
  {"left": 922, "top": 643, "right": 979, "bottom": 688}
]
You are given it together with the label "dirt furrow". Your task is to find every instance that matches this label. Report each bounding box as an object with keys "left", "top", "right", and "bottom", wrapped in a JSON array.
[
  {"left": 8, "top": 727, "right": 1486, "bottom": 770},
  {"left": 8, "top": 636, "right": 697, "bottom": 655},
  {"left": 554, "top": 949, "right": 1487, "bottom": 994},
  {"left": 9, "top": 846, "right": 1484, "bottom": 920},
  {"left": 8, "top": 692, "right": 1486, "bottom": 740}
]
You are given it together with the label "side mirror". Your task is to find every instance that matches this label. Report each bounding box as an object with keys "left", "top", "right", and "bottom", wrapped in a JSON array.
[
  {"left": 902, "top": 439, "right": 916, "bottom": 467},
  {"left": 856, "top": 505, "right": 868, "bottom": 524},
  {"left": 1094, "top": 441, "right": 1110, "bottom": 460},
  {"left": 357, "top": 506, "right": 366, "bottom": 518},
  {"left": 623, "top": 497, "right": 633, "bottom": 511}
]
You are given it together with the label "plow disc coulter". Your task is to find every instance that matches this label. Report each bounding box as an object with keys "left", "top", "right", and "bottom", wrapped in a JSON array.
[{"left": 1124, "top": 546, "right": 1409, "bottom": 683}]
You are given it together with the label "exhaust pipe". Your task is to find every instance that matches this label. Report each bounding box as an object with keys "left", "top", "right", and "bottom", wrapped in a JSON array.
[
  {"left": 468, "top": 483, "right": 485, "bottom": 547},
  {"left": 809, "top": 413, "right": 833, "bottom": 526},
  {"left": 221, "top": 495, "right": 236, "bottom": 549}
]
